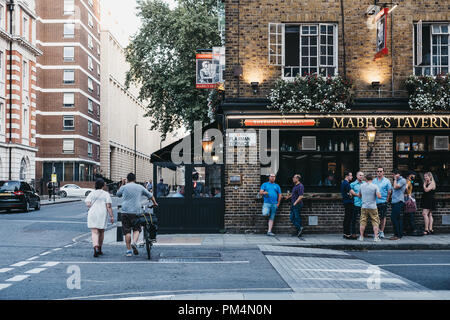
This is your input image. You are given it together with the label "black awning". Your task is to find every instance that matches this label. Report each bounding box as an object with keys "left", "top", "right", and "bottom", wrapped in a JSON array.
[{"left": 151, "top": 121, "right": 221, "bottom": 163}]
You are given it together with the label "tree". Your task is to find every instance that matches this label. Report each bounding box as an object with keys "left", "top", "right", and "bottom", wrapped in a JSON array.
[{"left": 125, "top": 0, "right": 221, "bottom": 139}]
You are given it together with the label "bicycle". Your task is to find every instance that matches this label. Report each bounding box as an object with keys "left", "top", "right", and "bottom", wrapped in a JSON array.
[{"left": 138, "top": 203, "right": 158, "bottom": 260}]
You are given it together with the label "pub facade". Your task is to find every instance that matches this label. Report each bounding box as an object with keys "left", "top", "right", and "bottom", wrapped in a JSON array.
[
  {"left": 221, "top": 0, "right": 450, "bottom": 234},
  {"left": 152, "top": 0, "right": 450, "bottom": 234}
]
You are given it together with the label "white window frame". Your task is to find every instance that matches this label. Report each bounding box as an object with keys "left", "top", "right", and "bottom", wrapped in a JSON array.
[
  {"left": 414, "top": 22, "right": 450, "bottom": 76},
  {"left": 271, "top": 23, "right": 339, "bottom": 79},
  {"left": 88, "top": 120, "right": 93, "bottom": 135},
  {"left": 23, "top": 16, "right": 29, "bottom": 40},
  {"left": 88, "top": 143, "right": 93, "bottom": 157},
  {"left": 63, "top": 139, "right": 75, "bottom": 154},
  {"left": 88, "top": 34, "right": 93, "bottom": 49},
  {"left": 0, "top": 4, "right": 4, "bottom": 31},
  {"left": 88, "top": 13, "right": 94, "bottom": 28},
  {"left": 88, "top": 56, "right": 93, "bottom": 71},
  {"left": 63, "top": 93, "right": 75, "bottom": 108},
  {"left": 64, "top": 23, "right": 75, "bottom": 38},
  {"left": 64, "top": 0, "right": 75, "bottom": 15},
  {"left": 23, "top": 60, "right": 29, "bottom": 91},
  {"left": 63, "top": 70, "right": 75, "bottom": 84},
  {"left": 88, "top": 99, "right": 93, "bottom": 113},
  {"left": 0, "top": 102, "right": 4, "bottom": 136},
  {"left": 63, "top": 115, "right": 75, "bottom": 130},
  {"left": 88, "top": 77, "right": 93, "bottom": 92},
  {"left": 63, "top": 46, "right": 75, "bottom": 61},
  {"left": 0, "top": 51, "right": 4, "bottom": 82}
]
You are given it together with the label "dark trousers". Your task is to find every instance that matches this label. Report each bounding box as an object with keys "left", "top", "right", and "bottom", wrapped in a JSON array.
[
  {"left": 352, "top": 206, "right": 361, "bottom": 235},
  {"left": 290, "top": 203, "right": 303, "bottom": 231},
  {"left": 403, "top": 211, "right": 416, "bottom": 234},
  {"left": 391, "top": 202, "right": 404, "bottom": 238},
  {"left": 343, "top": 203, "right": 354, "bottom": 235}
]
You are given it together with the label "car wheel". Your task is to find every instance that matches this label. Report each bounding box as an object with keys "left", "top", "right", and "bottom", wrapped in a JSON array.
[
  {"left": 35, "top": 201, "right": 41, "bottom": 211},
  {"left": 85, "top": 191, "right": 91, "bottom": 197},
  {"left": 60, "top": 191, "right": 67, "bottom": 198},
  {"left": 23, "top": 201, "right": 30, "bottom": 213}
]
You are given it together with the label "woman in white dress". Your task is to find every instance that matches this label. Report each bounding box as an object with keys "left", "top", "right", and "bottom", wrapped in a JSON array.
[{"left": 85, "top": 179, "right": 114, "bottom": 257}]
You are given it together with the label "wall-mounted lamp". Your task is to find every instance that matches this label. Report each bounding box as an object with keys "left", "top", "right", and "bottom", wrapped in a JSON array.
[
  {"left": 202, "top": 138, "right": 214, "bottom": 153},
  {"left": 371, "top": 81, "right": 382, "bottom": 98},
  {"left": 251, "top": 82, "right": 259, "bottom": 94},
  {"left": 365, "top": 124, "right": 377, "bottom": 158}
]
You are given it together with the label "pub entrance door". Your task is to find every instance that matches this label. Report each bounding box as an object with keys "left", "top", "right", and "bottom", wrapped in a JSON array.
[{"left": 153, "top": 163, "right": 225, "bottom": 233}]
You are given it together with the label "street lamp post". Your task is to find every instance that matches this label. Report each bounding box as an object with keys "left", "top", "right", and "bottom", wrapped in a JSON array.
[
  {"left": 134, "top": 124, "right": 138, "bottom": 178},
  {"left": 7, "top": 1, "right": 14, "bottom": 180}
]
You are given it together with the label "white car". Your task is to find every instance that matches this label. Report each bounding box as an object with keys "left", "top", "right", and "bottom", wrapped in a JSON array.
[{"left": 59, "top": 184, "right": 94, "bottom": 198}]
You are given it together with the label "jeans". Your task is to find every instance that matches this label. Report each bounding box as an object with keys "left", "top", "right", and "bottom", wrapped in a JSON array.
[
  {"left": 262, "top": 203, "right": 278, "bottom": 221},
  {"left": 343, "top": 203, "right": 354, "bottom": 235},
  {"left": 391, "top": 202, "right": 404, "bottom": 238},
  {"left": 290, "top": 203, "right": 303, "bottom": 231},
  {"left": 352, "top": 206, "right": 361, "bottom": 235}
]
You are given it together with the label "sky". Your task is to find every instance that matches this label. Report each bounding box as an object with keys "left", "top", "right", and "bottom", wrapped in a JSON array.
[{"left": 100, "top": 0, "right": 177, "bottom": 47}]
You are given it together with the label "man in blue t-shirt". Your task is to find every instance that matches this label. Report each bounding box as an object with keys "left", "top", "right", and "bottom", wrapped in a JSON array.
[
  {"left": 341, "top": 171, "right": 354, "bottom": 239},
  {"left": 260, "top": 173, "right": 282, "bottom": 236},
  {"left": 373, "top": 167, "right": 392, "bottom": 239},
  {"left": 350, "top": 171, "right": 365, "bottom": 239}
]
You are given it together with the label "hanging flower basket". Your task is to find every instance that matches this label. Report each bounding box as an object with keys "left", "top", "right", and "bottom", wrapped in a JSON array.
[
  {"left": 405, "top": 74, "right": 450, "bottom": 113},
  {"left": 268, "top": 74, "right": 353, "bottom": 113}
]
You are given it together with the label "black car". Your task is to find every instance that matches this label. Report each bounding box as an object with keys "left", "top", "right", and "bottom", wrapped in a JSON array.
[{"left": 0, "top": 181, "right": 41, "bottom": 213}]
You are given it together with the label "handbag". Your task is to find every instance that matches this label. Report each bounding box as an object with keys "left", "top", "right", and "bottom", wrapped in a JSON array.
[{"left": 404, "top": 195, "right": 417, "bottom": 213}]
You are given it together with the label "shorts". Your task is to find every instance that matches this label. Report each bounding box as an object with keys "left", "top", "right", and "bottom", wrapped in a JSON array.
[
  {"left": 377, "top": 203, "right": 388, "bottom": 219},
  {"left": 121, "top": 213, "right": 141, "bottom": 235},
  {"left": 360, "top": 208, "right": 380, "bottom": 228},
  {"left": 262, "top": 203, "right": 278, "bottom": 221}
]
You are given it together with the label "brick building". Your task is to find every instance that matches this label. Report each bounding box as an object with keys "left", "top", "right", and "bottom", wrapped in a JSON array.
[
  {"left": 221, "top": 0, "right": 450, "bottom": 234},
  {"left": 35, "top": 0, "right": 101, "bottom": 189},
  {"left": 0, "top": 0, "right": 41, "bottom": 182}
]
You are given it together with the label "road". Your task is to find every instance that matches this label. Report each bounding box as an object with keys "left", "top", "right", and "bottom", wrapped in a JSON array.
[{"left": 0, "top": 200, "right": 449, "bottom": 300}]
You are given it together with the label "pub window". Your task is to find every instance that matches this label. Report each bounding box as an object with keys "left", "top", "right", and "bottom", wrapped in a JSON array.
[
  {"left": 395, "top": 132, "right": 450, "bottom": 191},
  {"left": 414, "top": 22, "right": 449, "bottom": 76},
  {"left": 269, "top": 23, "right": 338, "bottom": 78},
  {"left": 266, "top": 131, "right": 359, "bottom": 192}
]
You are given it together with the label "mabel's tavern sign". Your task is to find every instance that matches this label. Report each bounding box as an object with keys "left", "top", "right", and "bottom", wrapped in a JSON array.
[{"left": 228, "top": 116, "right": 450, "bottom": 129}]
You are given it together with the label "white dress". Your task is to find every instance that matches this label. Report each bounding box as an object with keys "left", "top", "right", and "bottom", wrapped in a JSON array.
[{"left": 86, "top": 190, "right": 112, "bottom": 229}]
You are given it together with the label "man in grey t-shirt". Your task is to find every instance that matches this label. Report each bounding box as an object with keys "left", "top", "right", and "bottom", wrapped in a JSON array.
[
  {"left": 117, "top": 173, "right": 158, "bottom": 257},
  {"left": 358, "top": 174, "right": 382, "bottom": 242}
]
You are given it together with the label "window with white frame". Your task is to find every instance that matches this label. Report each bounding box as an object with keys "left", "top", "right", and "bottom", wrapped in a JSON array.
[
  {"left": 0, "top": 51, "right": 4, "bottom": 82},
  {"left": 97, "top": 124, "right": 100, "bottom": 138},
  {"left": 88, "top": 34, "right": 93, "bottom": 49},
  {"left": 88, "top": 143, "right": 93, "bottom": 157},
  {"left": 23, "top": 105, "right": 29, "bottom": 139},
  {"left": 0, "top": 4, "right": 4, "bottom": 30},
  {"left": 88, "top": 120, "right": 93, "bottom": 135},
  {"left": 97, "top": 45, "right": 100, "bottom": 56},
  {"left": 88, "top": 56, "right": 93, "bottom": 71},
  {"left": 0, "top": 102, "right": 4, "bottom": 135},
  {"left": 23, "top": 61, "right": 28, "bottom": 91},
  {"left": 269, "top": 23, "right": 338, "bottom": 78},
  {"left": 88, "top": 77, "right": 93, "bottom": 92},
  {"left": 64, "top": 23, "right": 75, "bottom": 38},
  {"left": 96, "top": 145, "right": 100, "bottom": 159},
  {"left": 415, "top": 22, "right": 450, "bottom": 76},
  {"left": 64, "top": 46, "right": 75, "bottom": 61},
  {"left": 64, "top": 0, "right": 75, "bottom": 15},
  {"left": 88, "top": 0, "right": 94, "bottom": 7},
  {"left": 63, "top": 93, "right": 75, "bottom": 108},
  {"left": 97, "top": 64, "right": 100, "bottom": 76},
  {"left": 63, "top": 139, "right": 74, "bottom": 154},
  {"left": 23, "top": 16, "right": 29, "bottom": 40},
  {"left": 88, "top": 13, "right": 94, "bottom": 28},
  {"left": 97, "top": 84, "right": 100, "bottom": 97},
  {"left": 63, "top": 115, "right": 75, "bottom": 130},
  {"left": 64, "top": 70, "right": 75, "bottom": 84},
  {"left": 97, "top": 105, "right": 100, "bottom": 117},
  {"left": 88, "top": 99, "right": 93, "bottom": 113}
]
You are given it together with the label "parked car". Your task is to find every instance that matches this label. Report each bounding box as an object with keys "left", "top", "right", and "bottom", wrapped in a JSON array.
[
  {"left": 59, "top": 184, "right": 94, "bottom": 198},
  {"left": 0, "top": 181, "right": 41, "bottom": 213}
]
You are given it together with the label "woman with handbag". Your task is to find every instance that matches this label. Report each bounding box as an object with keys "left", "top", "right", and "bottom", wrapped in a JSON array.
[
  {"left": 85, "top": 179, "right": 114, "bottom": 257},
  {"left": 403, "top": 172, "right": 417, "bottom": 235},
  {"left": 422, "top": 172, "right": 436, "bottom": 235}
]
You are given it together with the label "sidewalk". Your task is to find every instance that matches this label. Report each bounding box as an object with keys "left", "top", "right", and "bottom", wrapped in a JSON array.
[
  {"left": 100, "top": 227, "right": 450, "bottom": 250},
  {"left": 41, "top": 197, "right": 82, "bottom": 206}
]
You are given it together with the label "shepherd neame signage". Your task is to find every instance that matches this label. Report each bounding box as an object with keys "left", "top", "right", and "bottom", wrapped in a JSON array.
[{"left": 229, "top": 116, "right": 450, "bottom": 129}]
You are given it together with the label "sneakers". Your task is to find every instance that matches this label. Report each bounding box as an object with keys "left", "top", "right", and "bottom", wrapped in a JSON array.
[
  {"left": 358, "top": 236, "right": 364, "bottom": 241},
  {"left": 131, "top": 243, "right": 139, "bottom": 255},
  {"left": 267, "top": 231, "right": 276, "bottom": 237},
  {"left": 297, "top": 227, "right": 304, "bottom": 238},
  {"left": 374, "top": 236, "right": 381, "bottom": 242},
  {"left": 379, "top": 231, "right": 385, "bottom": 239},
  {"left": 125, "top": 250, "right": 132, "bottom": 257}
]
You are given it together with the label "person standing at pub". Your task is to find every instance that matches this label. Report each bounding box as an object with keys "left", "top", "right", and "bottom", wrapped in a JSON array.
[
  {"left": 358, "top": 174, "right": 382, "bottom": 242},
  {"left": 374, "top": 167, "right": 392, "bottom": 239},
  {"left": 422, "top": 172, "right": 436, "bottom": 235},
  {"left": 341, "top": 171, "right": 354, "bottom": 240},
  {"left": 285, "top": 174, "right": 305, "bottom": 238},
  {"left": 260, "top": 173, "right": 282, "bottom": 237},
  {"left": 403, "top": 171, "right": 417, "bottom": 235},
  {"left": 390, "top": 170, "right": 407, "bottom": 240},
  {"left": 350, "top": 171, "right": 365, "bottom": 240}
]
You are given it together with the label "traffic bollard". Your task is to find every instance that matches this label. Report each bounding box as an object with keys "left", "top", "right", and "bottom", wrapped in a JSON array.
[{"left": 116, "top": 205, "right": 123, "bottom": 242}]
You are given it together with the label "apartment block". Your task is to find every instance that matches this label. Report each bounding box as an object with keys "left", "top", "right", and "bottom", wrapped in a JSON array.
[{"left": 35, "top": 0, "right": 101, "bottom": 188}]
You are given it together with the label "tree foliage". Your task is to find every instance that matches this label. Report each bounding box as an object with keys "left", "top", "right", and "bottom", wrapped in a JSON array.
[{"left": 125, "top": 0, "right": 221, "bottom": 139}]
